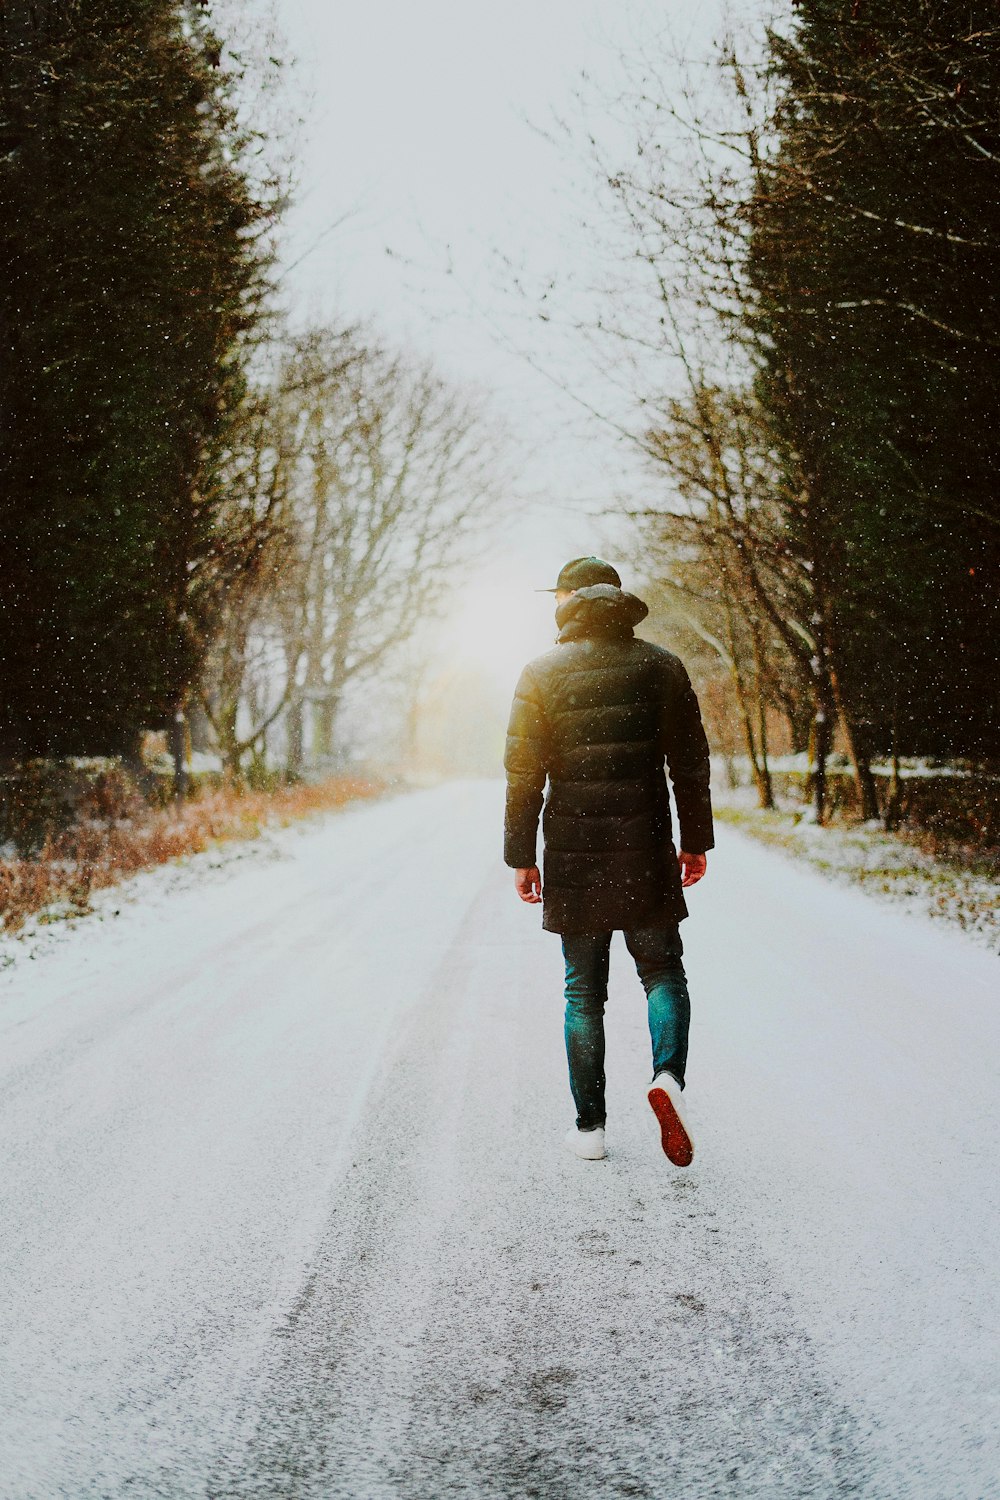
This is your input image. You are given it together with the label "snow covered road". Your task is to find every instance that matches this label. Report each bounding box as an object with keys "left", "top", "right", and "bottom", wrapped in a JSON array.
[{"left": 1, "top": 780, "right": 998, "bottom": 1499}]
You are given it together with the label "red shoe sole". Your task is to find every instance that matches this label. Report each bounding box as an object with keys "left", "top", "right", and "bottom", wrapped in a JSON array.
[{"left": 648, "top": 1085, "right": 694, "bottom": 1166}]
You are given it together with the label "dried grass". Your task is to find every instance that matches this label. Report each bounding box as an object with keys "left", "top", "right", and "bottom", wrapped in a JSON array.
[{"left": 0, "top": 776, "right": 382, "bottom": 934}]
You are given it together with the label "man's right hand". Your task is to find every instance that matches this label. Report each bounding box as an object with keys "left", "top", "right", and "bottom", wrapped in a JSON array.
[
  {"left": 515, "top": 866, "right": 542, "bottom": 904},
  {"left": 678, "top": 851, "right": 707, "bottom": 888}
]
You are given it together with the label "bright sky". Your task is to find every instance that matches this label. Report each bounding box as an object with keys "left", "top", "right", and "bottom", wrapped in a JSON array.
[{"left": 257, "top": 0, "right": 733, "bottom": 680}]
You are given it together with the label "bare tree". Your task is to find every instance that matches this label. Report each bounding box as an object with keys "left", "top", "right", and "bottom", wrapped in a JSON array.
[
  {"left": 196, "top": 377, "right": 300, "bottom": 782},
  {"left": 201, "top": 324, "right": 501, "bottom": 779},
  {"left": 519, "top": 24, "right": 878, "bottom": 821},
  {"left": 630, "top": 385, "right": 818, "bottom": 808}
]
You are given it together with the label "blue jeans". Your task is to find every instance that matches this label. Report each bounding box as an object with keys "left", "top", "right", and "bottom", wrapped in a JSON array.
[{"left": 561, "top": 925, "right": 690, "bottom": 1131}]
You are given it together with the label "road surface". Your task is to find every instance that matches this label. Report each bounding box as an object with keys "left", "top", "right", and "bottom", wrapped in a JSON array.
[{"left": 1, "top": 781, "right": 998, "bottom": 1499}]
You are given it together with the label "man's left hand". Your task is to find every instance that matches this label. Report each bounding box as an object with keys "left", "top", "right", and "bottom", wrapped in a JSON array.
[{"left": 678, "top": 851, "right": 707, "bottom": 888}]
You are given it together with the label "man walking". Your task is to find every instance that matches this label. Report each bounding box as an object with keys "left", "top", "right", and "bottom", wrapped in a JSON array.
[{"left": 504, "top": 557, "right": 713, "bottom": 1165}]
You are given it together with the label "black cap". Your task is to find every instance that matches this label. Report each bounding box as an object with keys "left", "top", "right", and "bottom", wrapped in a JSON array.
[{"left": 537, "top": 556, "right": 622, "bottom": 593}]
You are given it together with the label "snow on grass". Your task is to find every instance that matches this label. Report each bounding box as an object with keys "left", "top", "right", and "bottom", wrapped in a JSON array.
[
  {"left": 728, "top": 751, "right": 991, "bottom": 779},
  {"left": 0, "top": 832, "right": 279, "bottom": 974},
  {"left": 714, "top": 786, "right": 1000, "bottom": 953},
  {"left": 0, "top": 776, "right": 386, "bottom": 971}
]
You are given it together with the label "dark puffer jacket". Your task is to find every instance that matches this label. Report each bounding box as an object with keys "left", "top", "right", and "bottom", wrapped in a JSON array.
[{"left": 504, "top": 584, "right": 714, "bottom": 934}]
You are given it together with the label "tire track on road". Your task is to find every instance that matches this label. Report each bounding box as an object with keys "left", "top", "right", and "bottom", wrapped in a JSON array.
[{"left": 213, "top": 870, "right": 873, "bottom": 1500}]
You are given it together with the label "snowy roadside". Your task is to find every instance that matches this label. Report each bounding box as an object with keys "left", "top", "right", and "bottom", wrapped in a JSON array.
[
  {"left": 0, "top": 788, "right": 396, "bottom": 977},
  {"left": 0, "top": 827, "right": 289, "bottom": 976},
  {"left": 713, "top": 786, "right": 1000, "bottom": 954}
]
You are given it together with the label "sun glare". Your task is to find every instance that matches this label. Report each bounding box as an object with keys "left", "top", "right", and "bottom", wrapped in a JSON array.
[{"left": 445, "top": 582, "right": 556, "bottom": 688}]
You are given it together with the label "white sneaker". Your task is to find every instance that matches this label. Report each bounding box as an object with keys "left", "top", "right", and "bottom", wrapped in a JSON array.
[
  {"left": 564, "top": 1125, "right": 607, "bottom": 1161},
  {"left": 647, "top": 1072, "right": 694, "bottom": 1166}
]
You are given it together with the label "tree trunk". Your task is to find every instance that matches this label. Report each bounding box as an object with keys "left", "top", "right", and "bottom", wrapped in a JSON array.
[
  {"left": 730, "top": 660, "right": 770, "bottom": 808},
  {"left": 807, "top": 648, "right": 834, "bottom": 826},
  {"left": 885, "top": 691, "right": 903, "bottom": 832},
  {"left": 312, "top": 692, "right": 340, "bottom": 766},
  {"left": 168, "top": 705, "right": 189, "bottom": 800},
  {"left": 312, "top": 695, "right": 334, "bottom": 764},
  {"left": 285, "top": 698, "right": 304, "bottom": 781},
  {"left": 720, "top": 578, "right": 770, "bottom": 808},
  {"left": 828, "top": 662, "right": 880, "bottom": 820},
  {"left": 217, "top": 701, "right": 243, "bottom": 787},
  {"left": 750, "top": 623, "right": 775, "bottom": 809},
  {"left": 188, "top": 699, "right": 213, "bottom": 754},
  {"left": 812, "top": 701, "right": 830, "bottom": 825}
]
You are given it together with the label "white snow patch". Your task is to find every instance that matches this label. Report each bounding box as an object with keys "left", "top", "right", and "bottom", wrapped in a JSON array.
[{"left": 714, "top": 788, "right": 1000, "bottom": 953}]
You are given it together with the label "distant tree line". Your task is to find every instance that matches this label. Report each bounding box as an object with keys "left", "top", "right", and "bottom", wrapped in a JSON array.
[
  {"left": 1, "top": 1, "right": 496, "bottom": 784},
  {"left": 581, "top": 0, "right": 1000, "bottom": 820}
]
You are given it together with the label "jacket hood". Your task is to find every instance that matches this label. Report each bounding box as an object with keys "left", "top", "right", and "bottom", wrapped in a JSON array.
[{"left": 555, "top": 584, "right": 649, "bottom": 642}]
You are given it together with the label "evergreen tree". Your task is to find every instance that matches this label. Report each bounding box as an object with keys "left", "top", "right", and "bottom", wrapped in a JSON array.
[
  {"left": 0, "top": 0, "right": 275, "bottom": 756},
  {"left": 747, "top": 0, "right": 1000, "bottom": 763}
]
